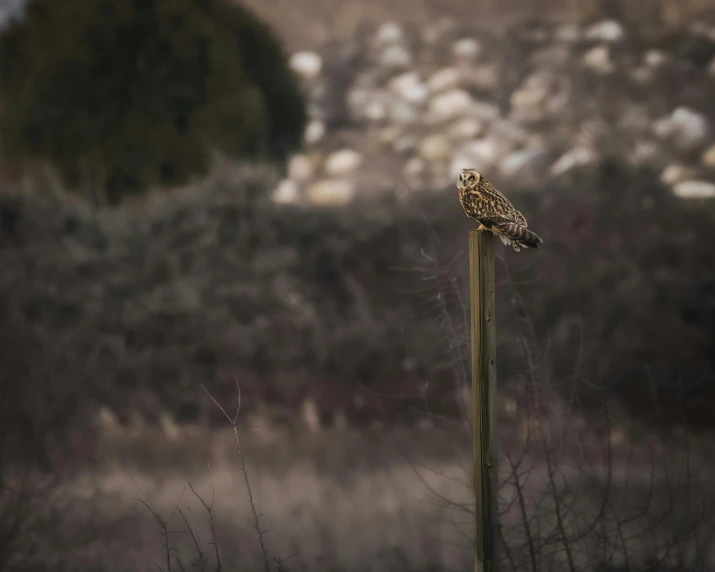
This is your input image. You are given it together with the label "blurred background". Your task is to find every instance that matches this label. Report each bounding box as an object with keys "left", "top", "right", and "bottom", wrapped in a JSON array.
[{"left": 1, "top": 0, "right": 715, "bottom": 570}]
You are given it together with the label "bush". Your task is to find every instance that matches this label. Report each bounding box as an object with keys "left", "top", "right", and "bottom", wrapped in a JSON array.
[{"left": 0, "top": 0, "right": 307, "bottom": 204}]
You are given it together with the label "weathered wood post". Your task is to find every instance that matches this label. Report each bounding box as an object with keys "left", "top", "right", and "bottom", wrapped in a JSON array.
[{"left": 469, "top": 229, "right": 499, "bottom": 572}]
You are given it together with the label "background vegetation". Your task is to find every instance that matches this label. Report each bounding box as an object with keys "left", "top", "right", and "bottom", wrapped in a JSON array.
[{"left": 0, "top": 0, "right": 306, "bottom": 205}]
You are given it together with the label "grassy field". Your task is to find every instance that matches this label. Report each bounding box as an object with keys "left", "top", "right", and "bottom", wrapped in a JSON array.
[{"left": 37, "top": 401, "right": 713, "bottom": 572}]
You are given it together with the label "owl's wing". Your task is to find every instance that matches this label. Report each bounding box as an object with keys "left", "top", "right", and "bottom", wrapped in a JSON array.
[
  {"left": 481, "top": 212, "right": 524, "bottom": 228},
  {"left": 480, "top": 179, "right": 528, "bottom": 227},
  {"left": 480, "top": 178, "right": 517, "bottom": 208}
]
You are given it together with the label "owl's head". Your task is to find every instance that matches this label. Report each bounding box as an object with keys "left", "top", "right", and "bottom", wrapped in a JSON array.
[{"left": 457, "top": 168, "right": 481, "bottom": 191}]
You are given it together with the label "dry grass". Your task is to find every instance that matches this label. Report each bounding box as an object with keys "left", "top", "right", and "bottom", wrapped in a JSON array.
[
  {"left": 44, "top": 400, "right": 715, "bottom": 572},
  {"left": 66, "top": 421, "right": 475, "bottom": 572}
]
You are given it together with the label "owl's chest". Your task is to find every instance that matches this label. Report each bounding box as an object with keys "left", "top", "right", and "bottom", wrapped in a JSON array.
[{"left": 459, "top": 189, "right": 487, "bottom": 217}]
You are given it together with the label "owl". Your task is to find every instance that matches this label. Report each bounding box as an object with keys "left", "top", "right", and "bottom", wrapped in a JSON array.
[{"left": 457, "top": 168, "right": 543, "bottom": 252}]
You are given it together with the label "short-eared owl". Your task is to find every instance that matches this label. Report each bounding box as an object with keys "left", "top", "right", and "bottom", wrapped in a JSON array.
[{"left": 457, "top": 168, "right": 543, "bottom": 252}]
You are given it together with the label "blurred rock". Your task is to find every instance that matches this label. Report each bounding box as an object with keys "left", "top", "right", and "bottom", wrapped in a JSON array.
[
  {"left": 499, "top": 145, "right": 550, "bottom": 180},
  {"left": 427, "top": 67, "right": 462, "bottom": 93},
  {"left": 654, "top": 107, "right": 710, "bottom": 152},
  {"left": 273, "top": 179, "right": 300, "bottom": 204},
  {"left": 554, "top": 25, "right": 580, "bottom": 43},
  {"left": 389, "top": 72, "right": 429, "bottom": 105},
  {"left": 470, "top": 100, "right": 501, "bottom": 121},
  {"left": 550, "top": 147, "right": 598, "bottom": 175},
  {"left": 378, "top": 44, "right": 413, "bottom": 70},
  {"left": 583, "top": 45, "right": 613, "bottom": 74},
  {"left": 305, "top": 120, "right": 325, "bottom": 144},
  {"left": 449, "top": 138, "right": 501, "bottom": 177},
  {"left": 403, "top": 157, "right": 425, "bottom": 178},
  {"left": 307, "top": 179, "right": 355, "bottom": 204},
  {"left": 510, "top": 72, "right": 552, "bottom": 122},
  {"left": 452, "top": 38, "right": 482, "bottom": 61},
  {"left": 288, "top": 154, "right": 315, "bottom": 182},
  {"left": 289, "top": 51, "right": 322, "bottom": 79},
  {"left": 255, "top": 18, "right": 715, "bottom": 205},
  {"left": 374, "top": 22, "right": 404, "bottom": 47},
  {"left": 672, "top": 180, "right": 715, "bottom": 199},
  {"left": 584, "top": 20, "right": 625, "bottom": 43},
  {"left": 364, "top": 99, "right": 388, "bottom": 122},
  {"left": 393, "top": 133, "right": 417, "bottom": 153},
  {"left": 629, "top": 140, "right": 662, "bottom": 167},
  {"left": 701, "top": 144, "right": 715, "bottom": 168},
  {"left": 418, "top": 134, "right": 452, "bottom": 161},
  {"left": 660, "top": 164, "right": 695, "bottom": 186},
  {"left": 644, "top": 49, "right": 669, "bottom": 68},
  {"left": 447, "top": 117, "right": 485, "bottom": 140},
  {"left": 388, "top": 99, "right": 420, "bottom": 124},
  {"left": 463, "top": 64, "right": 500, "bottom": 92},
  {"left": 426, "top": 89, "right": 475, "bottom": 123},
  {"left": 325, "top": 149, "right": 363, "bottom": 176}
]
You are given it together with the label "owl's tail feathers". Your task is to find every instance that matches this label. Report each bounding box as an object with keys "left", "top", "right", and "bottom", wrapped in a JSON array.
[{"left": 503, "top": 224, "right": 543, "bottom": 249}]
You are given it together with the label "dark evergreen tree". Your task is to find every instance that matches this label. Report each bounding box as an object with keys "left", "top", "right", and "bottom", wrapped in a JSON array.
[{"left": 0, "top": 0, "right": 307, "bottom": 204}]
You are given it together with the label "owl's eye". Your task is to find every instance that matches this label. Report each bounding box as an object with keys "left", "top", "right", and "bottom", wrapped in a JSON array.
[{"left": 469, "top": 175, "right": 475, "bottom": 181}]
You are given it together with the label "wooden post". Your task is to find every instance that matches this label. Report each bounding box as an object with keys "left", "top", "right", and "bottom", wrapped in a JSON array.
[{"left": 469, "top": 229, "right": 499, "bottom": 572}]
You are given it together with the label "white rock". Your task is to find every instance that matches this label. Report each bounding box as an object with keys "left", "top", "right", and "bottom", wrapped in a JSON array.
[
  {"left": 448, "top": 117, "right": 485, "bottom": 140},
  {"left": 583, "top": 45, "right": 613, "bottom": 74},
  {"left": 585, "top": 20, "right": 625, "bottom": 43},
  {"left": 305, "top": 120, "right": 325, "bottom": 144},
  {"left": 449, "top": 138, "right": 501, "bottom": 178},
  {"left": 324, "top": 149, "right": 363, "bottom": 176},
  {"left": 491, "top": 119, "right": 529, "bottom": 146},
  {"left": 531, "top": 45, "right": 571, "bottom": 67},
  {"left": 393, "top": 134, "right": 417, "bottom": 153},
  {"left": 389, "top": 72, "right": 429, "bottom": 105},
  {"left": 510, "top": 72, "right": 552, "bottom": 122},
  {"left": 388, "top": 99, "right": 419, "bottom": 124},
  {"left": 418, "top": 134, "right": 452, "bottom": 161},
  {"left": 550, "top": 147, "right": 597, "bottom": 175},
  {"left": 273, "top": 179, "right": 300, "bottom": 204},
  {"left": 379, "top": 44, "right": 412, "bottom": 70},
  {"left": 660, "top": 164, "right": 692, "bottom": 186},
  {"left": 555, "top": 25, "right": 580, "bottom": 43},
  {"left": 629, "top": 140, "right": 661, "bottom": 166},
  {"left": 673, "top": 180, "right": 715, "bottom": 199},
  {"left": 630, "top": 66, "right": 653, "bottom": 84},
  {"left": 403, "top": 157, "right": 425, "bottom": 178},
  {"left": 426, "top": 89, "right": 475, "bottom": 123},
  {"left": 701, "top": 144, "right": 715, "bottom": 167},
  {"left": 453, "top": 38, "right": 482, "bottom": 60},
  {"left": 423, "top": 18, "right": 454, "bottom": 46},
  {"left": 644, "top": 49, "right": 668, "bottom": 67},
  {"left": 288, "top": 154, "right": 314, "bottom": 182},
  {"left": 470, "top": 101, "right": 501, "bottom": 121},
  {"left": 364, "top": 100, "right": 387, "bottom": 122},
  {"left": 499, "top": 146, "right": 549, "bottom": 178},
  {"left": 307, "top": 179, "right": 355, "bottom": 205},
  {"left": 653, "top": 107, "right": 710, "bottom": 152},
  {"left": 427, "top": 67, "right": 462, "bottom": 93},
  {"left": 289, "top": 51, "right": 322, "bottom": 79},
  {"left": 379, "top": 125, "right": 401, "bottom": 145},
  {"left": 347, "top": 87, "right": 369, "bottom": 108},
  {"left": 511, "top": 82, "right": 548, "bottom": 110},
  {"left": 464, "top": 64, "right": 500, "bottom": 92},
  {"left": 374, "top": 22, "right": 404, "bottom": 46}
]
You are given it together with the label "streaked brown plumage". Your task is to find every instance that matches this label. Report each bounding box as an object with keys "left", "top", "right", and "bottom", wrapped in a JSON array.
[{"left": 457, "top": 168, "right": 543, "bottom": 252}]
